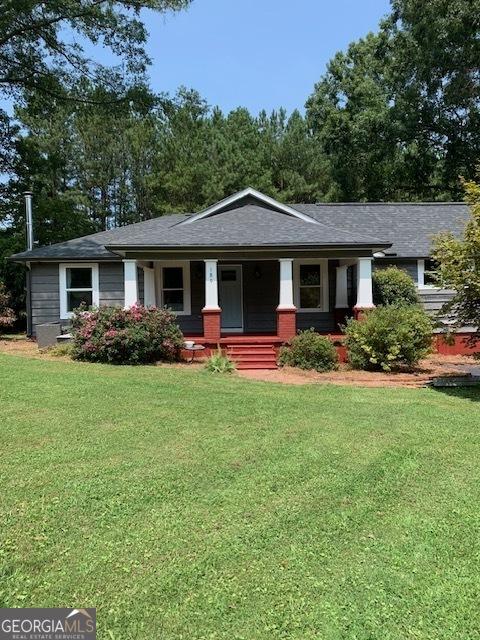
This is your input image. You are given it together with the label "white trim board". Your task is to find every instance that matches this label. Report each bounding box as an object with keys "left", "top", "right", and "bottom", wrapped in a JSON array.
[
  {"left": 293, "top": 258, "right": 329, "bottom": 313},
  {"left": 417, "top": 258, "right": 440, "bottom": 290},
  {"left": 154, "top": 260, "right": 191, "bottom": 316},
  {"left": 179, "top": 187, "right": 319, "bottom": 226},
  {"left": 59, "top": 262, "right": 99, "bottom": 320}
]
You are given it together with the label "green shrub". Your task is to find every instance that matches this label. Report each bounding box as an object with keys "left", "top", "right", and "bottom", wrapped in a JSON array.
[
  {"left": 373, "top": 266, "right": 419, "bottom": 306},
  {"left": 204, "top": 350, "right": 236, "bottom": 373},
  {"left": 345, "top": 305, "right": 433, "bottom": 371},
  {"left": 71, "top": 304, "right": 184, "bottom": 365},
  {"left": 0, "top": 281, "right": 15, "bottom": 333},
  {"left": 279, "top": 329, "right": 338, "bottom": 372}
]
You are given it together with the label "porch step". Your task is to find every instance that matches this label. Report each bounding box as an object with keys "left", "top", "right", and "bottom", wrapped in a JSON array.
[
  {"left": 232, "top": 354, "right": 277, "bottom": 363},
  {"left": 228, "top": 348, "right": 275, "bottom": 356},
  {"left": 226, "top": 343, "right": 278, "bottom": 370},
  {"left": 236, "top": 362, "right": 278, "bottom": 370}
]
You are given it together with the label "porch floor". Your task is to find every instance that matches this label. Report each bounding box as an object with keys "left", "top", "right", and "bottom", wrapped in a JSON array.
[
  {"left": 185, "top": 334, "right": 284, "bottom": 346},
  {"left": 183, "top": 333, "right": 345, "bottom": 345}
]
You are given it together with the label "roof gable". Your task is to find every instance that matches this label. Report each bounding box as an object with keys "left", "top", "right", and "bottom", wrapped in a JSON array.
[{"left": 178, "top": 187, "right": 319, "bottom": 225}]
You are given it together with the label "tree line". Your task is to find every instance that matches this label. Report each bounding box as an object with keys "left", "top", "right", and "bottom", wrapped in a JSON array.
[{"left": 1, "top": 0, "right": 479, "bottom": 320}]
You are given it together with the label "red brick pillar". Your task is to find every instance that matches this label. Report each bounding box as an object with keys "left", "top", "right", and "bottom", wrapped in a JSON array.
[
  {"left": 202, "top": 308, "right": 221, "bottom": 341},
  {"left": 277, "top": 307, "right": 297, "bottom": 342}
]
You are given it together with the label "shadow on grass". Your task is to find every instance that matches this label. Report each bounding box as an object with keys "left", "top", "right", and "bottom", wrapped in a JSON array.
[{"left": 431, "top": 385, "right": 480, "bottom": 402}]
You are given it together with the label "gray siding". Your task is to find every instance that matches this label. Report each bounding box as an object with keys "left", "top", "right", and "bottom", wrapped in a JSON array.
[
  {"left": 31, "top": 263, "right": 61, "bottom": 329},
  {"left": 373, "top": 259, "right": 462, "bottom": 324},
  {"left": 175, "top": 262, "right": 204, "bottom": 334},
  {"left": 31, "top": 261, "right": 133, "bottom": 333},
  {"left": 243, "top": 261, "right": 278, "bottom": 333},
  {"left": 99, "top": 263, "right": 124, "bottom": 307},
  {"left": 30, "top": 258, "right": 337, "bottom": 336},
  {"left": 418, "top": 289, "right": 455, "bottom": 316},
  {"left": 417, "top": 289, "right": 474, "bottom": 332}
]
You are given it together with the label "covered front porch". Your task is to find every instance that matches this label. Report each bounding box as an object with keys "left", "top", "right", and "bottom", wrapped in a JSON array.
[{"left": 122, "top": 254, "right": 376, "bottom": 344}]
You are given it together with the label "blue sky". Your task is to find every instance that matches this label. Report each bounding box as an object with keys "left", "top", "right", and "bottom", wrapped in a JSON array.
[
  {"left": 143, "top": 0, "right": 391, "bottom": 114},
  {"left": 1, "top": 0, "right": 390, "bottom": 118}
]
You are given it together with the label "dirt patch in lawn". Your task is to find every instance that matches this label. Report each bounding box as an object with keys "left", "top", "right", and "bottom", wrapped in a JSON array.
[
  {"left": 0, "top": 336, "right": 204, "bottom": 369},
  {"left": 1, "top": 336, "right": 477, "bottom": 388},
  {"left": 237, "top": 355, "right": 479, "bottom": 388},
  {"left": 0, "top": 336, "right": 40, "bottom": 356}
]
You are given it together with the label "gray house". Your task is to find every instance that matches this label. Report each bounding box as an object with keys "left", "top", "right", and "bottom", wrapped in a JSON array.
[{"left": 10, "top": 187, "right": 470, "bottom": 363}]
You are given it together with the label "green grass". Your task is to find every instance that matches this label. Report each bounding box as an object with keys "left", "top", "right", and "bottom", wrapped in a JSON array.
[{"left": 0, "top": 353, "right": 479, "bottom": 639}]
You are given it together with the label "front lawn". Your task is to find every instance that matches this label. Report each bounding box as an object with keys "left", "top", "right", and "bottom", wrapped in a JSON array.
[{"left": 0, "top": 353, "right": 479, "bottom": 639}]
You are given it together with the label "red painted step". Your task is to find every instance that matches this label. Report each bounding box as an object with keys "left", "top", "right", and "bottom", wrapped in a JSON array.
[
  {"left": 236, "top": 362, "right": 278, "bottom": 370},
  {"left": 228, "top": 348, "right": 275, "bottom": 356},
  {"left": 226, "top": 342, "right": 278, "bottom": 370},
  {"left": 229, "top": 353, "right": 276, "bottom": 362}
]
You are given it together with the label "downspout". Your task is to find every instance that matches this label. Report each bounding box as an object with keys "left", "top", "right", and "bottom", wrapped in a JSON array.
[{"left": 24, "top": 191, "right": 33, "bottom": 337}]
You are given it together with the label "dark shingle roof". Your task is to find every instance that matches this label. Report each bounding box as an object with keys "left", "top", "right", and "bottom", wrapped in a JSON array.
[
  {"left": 106, "top": 204, "right": 388, "bottom": 247},
  {"left": 10, "top": 198, "right": 469, "bottom": 261},
  {"left": 294, "top": 202, "right": 470, "bottom": 258},
  {"left": 10, "top": 213, "right": 189, "bottom": 260}
]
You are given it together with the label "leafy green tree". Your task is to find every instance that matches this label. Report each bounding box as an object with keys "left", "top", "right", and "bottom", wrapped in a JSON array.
[
  {"left": 306, "top": 0, "right": 480, "bottom": 201},
  {"left": 152, "top": 88, "right": 214, "bottom": 213},
  {"left": 275, "top": 109, "right": 329, "bottom": 203},
  {"left": 306, "top": 33, "right": 401, "bottom": 201},
  {"left": 386, "top": 0, "right": 480, "bottom": 197},
  {"left": 0, "top": 0, "right": 191, "bottom": 99},
  {"left": 433, "top": 177, "right": 480, "bottom": 339}
]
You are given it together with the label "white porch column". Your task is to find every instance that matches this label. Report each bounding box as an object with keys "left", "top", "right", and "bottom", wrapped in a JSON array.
[
  {"left": 355, "top": 257, "right": 374, "bottom": 309},
  {"left": 204, "top": 259, "right": 220, "bottom": 310},
  {"left": 123, "top": 259, "right": 139, "bottom": 308},
  {"left": 278, "top": 258, "right": 295, "bottom": 309},
  {"left": 143, "top": 266, "right": 156, "bottom": 307},
  {"left": 335, "top": 265, "right": 349, "bottom": 309}
]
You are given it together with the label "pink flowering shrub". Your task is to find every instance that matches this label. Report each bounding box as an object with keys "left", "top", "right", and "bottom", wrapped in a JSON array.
[{"left": 71, "top": 304, "right": 184, "bottom": 364}]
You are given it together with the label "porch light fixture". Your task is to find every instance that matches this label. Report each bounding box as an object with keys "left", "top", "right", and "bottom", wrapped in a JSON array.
[{"left": 254, "top": 265, "right": 262, "bottom": 279}]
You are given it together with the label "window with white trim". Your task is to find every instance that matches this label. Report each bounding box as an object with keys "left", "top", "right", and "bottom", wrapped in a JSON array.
[
  {"left": 424, "top": 259, "right": 438, "bottom": 286},
  {"left": 158, "top": 262, "right": 191, "bottom": 315},
  {"left": 59, "top": 263, "right": 99, "bottom": 319},
  {"left": 294, "top": 260, "right": 329, "bottom": 312},
  {"left": 417, "top": 258, "right": 439, "bottom": 288}
]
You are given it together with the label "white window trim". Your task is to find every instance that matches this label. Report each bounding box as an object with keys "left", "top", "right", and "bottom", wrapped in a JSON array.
[
  {"left": 417, "top": 259, "right": 439, "bottom": 290},
  {"left": 155, "top": 261, "right": 191, "bottom": 316},
  {"left": 293, "top": 259, "right": 329, "bottom": 313},
  {"left": 59, "top": 263, "right": 99, "bottom": 319}
]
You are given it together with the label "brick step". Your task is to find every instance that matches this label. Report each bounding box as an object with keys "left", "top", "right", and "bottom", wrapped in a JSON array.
[
  {"left": 225, "top": 343, "right": 274, "bottom": 351},
  {"left": 227, "top": 343, "right": 277, "bottom": 370},
  {"left": 224, "top": 342, "right": 279, "bottom": 370},
  {"left": 230, "top": 354, "right": 277, "bottom": 362},
  {"left": 227, "top": 348, "right": 276, "bottom": 356},
  {"left": 236, "top": 362, "right": 278, "bottom": 370}
]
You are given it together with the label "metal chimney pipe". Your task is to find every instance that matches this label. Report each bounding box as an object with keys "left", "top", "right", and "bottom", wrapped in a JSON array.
[{"left": 24, "top": 191, "right": 34, "bottom": 251}]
